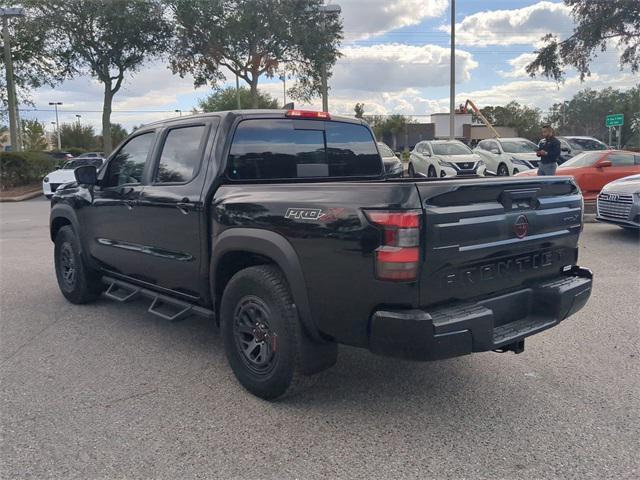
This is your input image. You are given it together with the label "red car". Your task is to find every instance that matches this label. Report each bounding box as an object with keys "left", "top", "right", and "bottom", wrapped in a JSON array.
[{"left": 516, "top": 150, "right": 640, "bottom": 201}]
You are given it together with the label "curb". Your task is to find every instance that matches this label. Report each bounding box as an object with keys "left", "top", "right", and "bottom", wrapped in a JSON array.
[{"left": 0, "top": 189, "right": 44, "bottom": 202}]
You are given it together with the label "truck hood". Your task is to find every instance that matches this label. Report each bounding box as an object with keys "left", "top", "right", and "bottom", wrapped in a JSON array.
[
  {"left": 45, "top": 169, "right": 76, "bottom": 184},
  {"left": 438, "top": 154, "right": 482, "bottom": 164}
]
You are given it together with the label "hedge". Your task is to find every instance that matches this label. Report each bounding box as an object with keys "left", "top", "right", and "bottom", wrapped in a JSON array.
[{"left": 0, "top": 151, "right": 58, "bottom": 190}]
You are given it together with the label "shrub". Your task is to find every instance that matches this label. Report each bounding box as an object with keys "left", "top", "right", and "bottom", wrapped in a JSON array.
[{"left": 0, "top": 151, "right": 58, "bottom": 190}]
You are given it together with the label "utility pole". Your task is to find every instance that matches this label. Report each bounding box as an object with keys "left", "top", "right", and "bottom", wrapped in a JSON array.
[
  {"left": 235, "top": 73, "right": 241, "bottom": 109},
  {"left": 49, "top": 102, "right": 62, "bottom": 150},
  {"left": 1, "top": 7, "right": 26, "bottom": 152},
  {"left": 319, "top": 4, "right": 341, "bottom": 113},
  {"left": 449, "top": 0, "right": 455, "bottom": 140}
]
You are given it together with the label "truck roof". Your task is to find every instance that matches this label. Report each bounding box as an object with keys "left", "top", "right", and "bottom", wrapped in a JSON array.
[{"left": 140, "top": 109, "right": 364, "bottom": 129}]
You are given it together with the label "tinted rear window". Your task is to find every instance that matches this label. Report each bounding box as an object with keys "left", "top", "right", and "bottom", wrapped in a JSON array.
[{"left": 228, "top": 119, "right": 382, "bottom": 180}]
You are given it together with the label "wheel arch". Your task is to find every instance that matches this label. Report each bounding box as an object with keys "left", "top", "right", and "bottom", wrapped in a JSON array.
[
  {"left": 210, "top": 228, "right": 320, "bottom": 340},
  {"left": 49, "top": 204, "right": 79, "bottom": 242}
]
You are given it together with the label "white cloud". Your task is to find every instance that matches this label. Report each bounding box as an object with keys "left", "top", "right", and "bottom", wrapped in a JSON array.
[
  {"left": 24, "top": 62, "right": 203, "bottom": 132},
  {"left": 341, "top": 0, "right": 449, "bottom": 39},
  {"left": 332, "top": 44, "right": 478, "bottom": 91},
  {"left": 455, "top": 73, "right": 639, "bottom": 112},
  {"left": 446, "top": 1, "right": 573, "bottom": 47}
]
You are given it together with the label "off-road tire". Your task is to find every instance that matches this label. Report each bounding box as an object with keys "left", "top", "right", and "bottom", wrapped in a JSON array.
[
  {"left": 54, "top": 226, "right": 103, "bottom": 304},
  {"left": 221, "top": 265, "right": 308, "bottom": 400}
]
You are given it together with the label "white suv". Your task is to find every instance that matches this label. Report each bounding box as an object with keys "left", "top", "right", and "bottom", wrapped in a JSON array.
[{"left": 474, "top": 138, "right": 540, "bottom": 176}]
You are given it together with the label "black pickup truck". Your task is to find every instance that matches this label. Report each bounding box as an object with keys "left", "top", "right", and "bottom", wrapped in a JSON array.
[{"left": 49, "top": 110, "right": 593, "bottom": 399}]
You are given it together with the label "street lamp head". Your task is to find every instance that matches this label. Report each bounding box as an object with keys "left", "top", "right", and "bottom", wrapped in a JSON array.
[
  {"left": 0, "top": 8, "right": 26, "bottom": 18},
  {"left": 48, "top": 102, "right": 63, "bottom": 106}
]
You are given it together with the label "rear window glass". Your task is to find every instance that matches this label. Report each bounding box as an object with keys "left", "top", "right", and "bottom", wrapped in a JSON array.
[{"left": 227, "top": 119, "right": 382, "bottom": 180}]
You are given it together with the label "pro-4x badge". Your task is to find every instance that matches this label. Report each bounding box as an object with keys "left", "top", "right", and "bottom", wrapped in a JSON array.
[{"left": 285, "top": 208, "right": 324, "bottom": 221}]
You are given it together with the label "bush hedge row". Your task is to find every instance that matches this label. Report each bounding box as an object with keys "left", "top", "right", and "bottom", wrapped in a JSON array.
[{"left": 0, "top": 151, "right": 58, "bottom": 190}]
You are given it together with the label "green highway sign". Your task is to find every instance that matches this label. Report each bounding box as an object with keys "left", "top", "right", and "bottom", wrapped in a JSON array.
[{"left": 606, "top": 114, "right": 624, "bottom": 127}]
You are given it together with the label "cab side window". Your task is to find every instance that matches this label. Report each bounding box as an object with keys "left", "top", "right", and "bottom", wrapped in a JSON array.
[
  {"left": 154, "top": 125, "right": 207, "bottom": 183},
  {"left": 103, "top": 132, "right": 155, "bottom": 187}
]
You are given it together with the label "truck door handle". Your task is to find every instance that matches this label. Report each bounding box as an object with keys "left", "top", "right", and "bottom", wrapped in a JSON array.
[{"left": 176, "top": 199, "right": 191, "bottom": 215}]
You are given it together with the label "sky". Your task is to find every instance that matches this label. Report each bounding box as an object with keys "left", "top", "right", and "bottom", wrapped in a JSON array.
[{"left": 18, "top": 0, "right": 638, "bottom": 134}]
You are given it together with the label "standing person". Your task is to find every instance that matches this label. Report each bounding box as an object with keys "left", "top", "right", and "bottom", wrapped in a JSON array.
[{"left": 536, "top": 125, "right": 561, "bottom": 176}]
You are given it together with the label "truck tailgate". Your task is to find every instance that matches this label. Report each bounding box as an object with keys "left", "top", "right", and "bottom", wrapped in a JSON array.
[{"left": 415, "top": 176, "right": 583, "bottom": 307}]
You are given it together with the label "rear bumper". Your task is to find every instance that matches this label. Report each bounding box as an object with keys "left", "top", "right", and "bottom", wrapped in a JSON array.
[{"left": 369, "top": 266, "right": 593, "bottom": 361}]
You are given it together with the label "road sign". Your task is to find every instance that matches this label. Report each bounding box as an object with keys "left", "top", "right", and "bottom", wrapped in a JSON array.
[{"left": 606, "top": 114, "right": 624, "bottom": 127}]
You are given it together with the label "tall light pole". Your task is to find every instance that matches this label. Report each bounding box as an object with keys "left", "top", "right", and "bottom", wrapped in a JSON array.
[
  {"left": 235, "top": 73, "right": 241, "bottom": 109},
  {"left": 75, "top": 114, "right": 81, "bottom": 126},
  {"left": 1, "top": 7, "right": 25, "bottom": 152},
  {"left": 49, "top": 102, "right": 62, "bottom": 150},
  {"left": 449, "top": 0, "right": 455, "bottom": 140},
  {"left": 319, "top": 4, "right": 341, "bottom": 113},
  {"left": 174, "top": 109, "right": 182, "bottom": 117}
]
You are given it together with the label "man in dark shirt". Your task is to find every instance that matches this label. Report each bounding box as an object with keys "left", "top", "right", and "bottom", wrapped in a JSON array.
[{"left": 536, "top": 125, "right": 561, "bottom": 176}]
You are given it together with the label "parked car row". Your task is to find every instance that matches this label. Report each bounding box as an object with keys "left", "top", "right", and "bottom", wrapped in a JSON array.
[
  {"left": 516, "top": 150, "right": 640, "bottom": 201},
  {"left": 42, "top": 152, "right": 106, "bottom": 198}
]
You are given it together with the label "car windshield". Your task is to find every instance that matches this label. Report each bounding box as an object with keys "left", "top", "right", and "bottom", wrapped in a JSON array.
[
  {"left": 62, "top": 158, "right": 103, "bottom": 169},
  {"left": 431, "top": 143, "right": 472, "bottom": 155},
  {"left": 377, "top": 143, "right": 396, "bottom": 157},
  {"left": 565, "top": 138, "right": 607, "bottom": 151},
  {"left": 560, "top": 151, "right": 603, "bottom": 167},
  {"left": 500, "top": 140, "right": 538, "bottom": 153}
]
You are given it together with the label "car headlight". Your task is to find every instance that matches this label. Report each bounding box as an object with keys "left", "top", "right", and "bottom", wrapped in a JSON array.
[
  {"left": 438, "top": 159, "right": 456, "bottom": 168},
  {"left": 43, "top": 176, "right": 49, "bottom": 183},
  {"left": 390, "top": 163, "right": 403, "bottom": 174},
  {"left": 511, "top": 158, "right": 532, "bottom": 168}
]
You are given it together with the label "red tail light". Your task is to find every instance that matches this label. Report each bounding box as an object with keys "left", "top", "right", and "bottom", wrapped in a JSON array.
[
  {"left": 285, "top": 109, "right": 331, "bottom": 120},
  {"left": 364, "top": 209, "right": 422, "bottom": 281}
]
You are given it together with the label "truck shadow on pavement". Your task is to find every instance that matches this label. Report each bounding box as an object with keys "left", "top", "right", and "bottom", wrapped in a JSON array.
[{"left": 93, "top": 295, "right": 540, "bottom": 418}]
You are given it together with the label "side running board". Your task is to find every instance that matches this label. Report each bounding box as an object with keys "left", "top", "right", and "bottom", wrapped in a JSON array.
[{"left": 102, "top": 276, "right": 215, "bottom": 323}]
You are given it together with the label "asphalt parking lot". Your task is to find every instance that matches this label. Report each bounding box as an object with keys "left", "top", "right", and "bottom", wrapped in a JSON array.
[{"left": 1, "top": 196, "right": 638, "bottom": 479}]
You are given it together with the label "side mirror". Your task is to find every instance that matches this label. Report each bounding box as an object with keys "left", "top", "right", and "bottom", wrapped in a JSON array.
[
  {"left": 596, "top": 160, "right": 612, "bottom": 168},
  {"left": 561, "top": 147, "right": 570, "bottom": 152},
  {"left": 74, "top": 165, "right": 97, "bottom": 185},
  {"left": 490, "top": 148, "right": 500, "bottom": 154}
]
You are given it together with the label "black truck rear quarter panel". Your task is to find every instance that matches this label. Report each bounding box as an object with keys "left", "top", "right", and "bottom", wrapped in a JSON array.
[{"left": 212, "top": 181, "right": 423, "bottom": 347}]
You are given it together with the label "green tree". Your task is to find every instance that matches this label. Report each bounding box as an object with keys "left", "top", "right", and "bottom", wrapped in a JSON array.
[
  {"left": 364, "top": 114, "right": 413, "bottom": 150},
  {"left": 168, "top": 0, "right": 343, "bottom": 107},
  {"left": 59, "top": 123, "right": 96, "bottom": 150},
  {"left": 477, "top": 102, "right": 542, "bottom": 141},
  {"left": 23, "top": 0, "right": 172, "bottom": 153},
  {"left": 20, "top": 119, "right": 48, "bottom": 150},
  {"left": 111, "top": 124, "right": 129, "bottom": 148},
  {"left": 544, "top": 86, "right": 640, "bottom": 145},
  {"left": 0, "top": 10, "right": 66, "bottom": 115},
  {"left": 526, "top": 0, "right": 640, "bottom": 81},
  {"left": 354, "top": 103, "right": 365, "bottom": 119},
  {"left": 198, "top": 87, "right": 279, "bottom": 111}
]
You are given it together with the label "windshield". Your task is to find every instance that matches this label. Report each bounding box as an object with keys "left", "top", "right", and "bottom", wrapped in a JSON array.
[
  {"left": 560, "top": 151, "right": 603, "bottom": 167},
  {"left": 377, "top": 143, "right": 396, "bottom": 157},
  {"left": 431, "top": 142, "right": 472, "bottom": 155},
  {"left": 565, "top": 138, "right": 607, "bottom": 151},
  {"left": 501, "top": 140, "right": 538, "bottom": 153}
]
